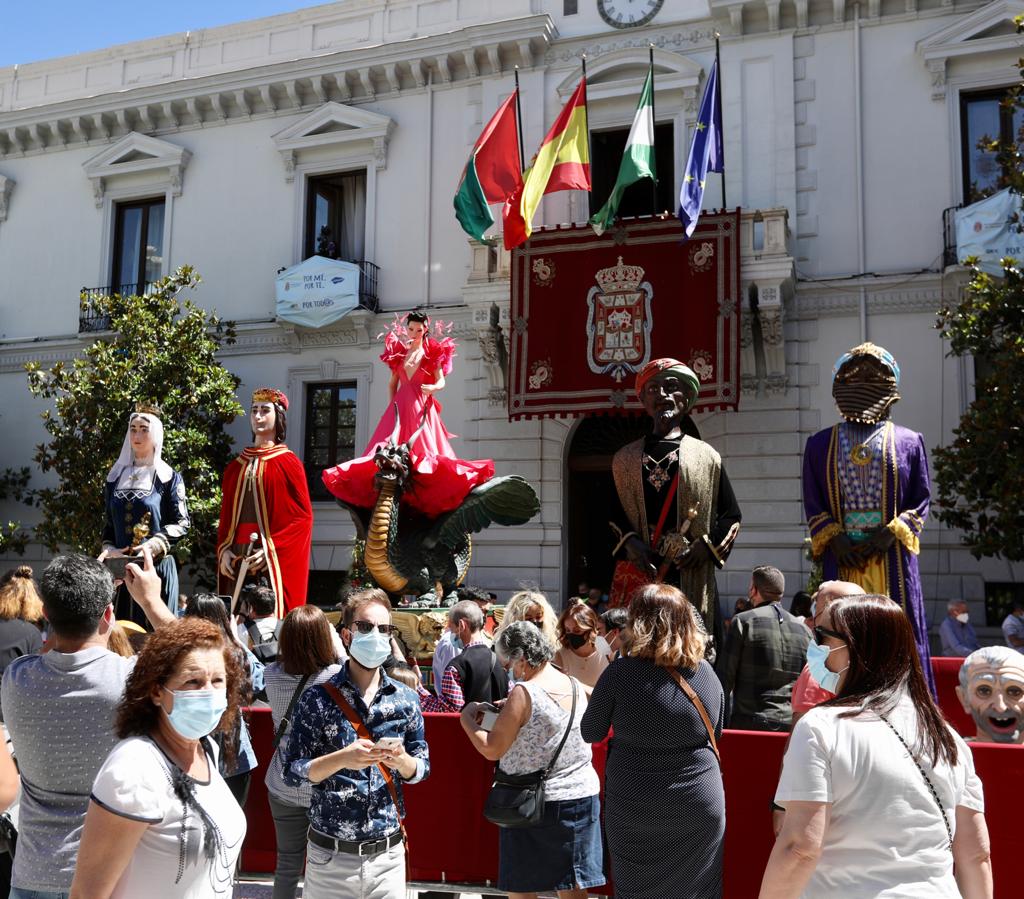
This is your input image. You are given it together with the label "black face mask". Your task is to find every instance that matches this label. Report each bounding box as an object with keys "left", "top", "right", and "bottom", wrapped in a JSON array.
[{"left": 565, "top": 633, "right": 588, "bottom": 650}]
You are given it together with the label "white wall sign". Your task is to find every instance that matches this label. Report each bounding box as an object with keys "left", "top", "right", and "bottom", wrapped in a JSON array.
[
  {"left": 275, "top": 256, "right": 361, "bottom": 328},
  {"left": 956, "top": 188, "right": 1024, "bottom": 275}
]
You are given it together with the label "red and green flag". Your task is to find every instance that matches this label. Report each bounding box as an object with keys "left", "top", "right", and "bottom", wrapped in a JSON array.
[
  {"left": 503, "top": 78, "right": 590, "bottom": 250},
  {"left": 454, "top": 91, "right": 523, "bottom": 243}
]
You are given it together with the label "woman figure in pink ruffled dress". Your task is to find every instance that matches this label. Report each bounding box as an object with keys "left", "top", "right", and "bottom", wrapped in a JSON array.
[{"left": 323, "top": 311, "right": 494, "bottom": 516}]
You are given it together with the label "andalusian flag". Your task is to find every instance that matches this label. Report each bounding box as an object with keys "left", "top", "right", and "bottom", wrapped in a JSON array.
[
  {"left": 503, "top": 78, "right": 590, "bottom": 249},
  {"left": 454, "top": 91, "right": 523, "bottom": 242},
  {"left": 590, "top": 67, "right": 656, "bottom": 236}
]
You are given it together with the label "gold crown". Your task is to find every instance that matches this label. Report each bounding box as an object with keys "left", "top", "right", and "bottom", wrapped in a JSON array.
[
  {"left": 252, "top": 387, "right": 289, "bottom": 410},
  {"left": 134, "top": 402, "right": 162, "bottom": 417},
  {"left": 595, "top": 256, "right": 645, "bottom": 294}
]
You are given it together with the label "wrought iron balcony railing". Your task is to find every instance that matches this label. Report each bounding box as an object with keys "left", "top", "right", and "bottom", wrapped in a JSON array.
[{"left": 79, "top": 282, "right": 157, "bottom": 333}]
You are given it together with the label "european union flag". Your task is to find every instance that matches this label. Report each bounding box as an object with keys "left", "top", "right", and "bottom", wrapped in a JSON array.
[{"left": 678, "top": 59, "right": 723, "bottom": 238}]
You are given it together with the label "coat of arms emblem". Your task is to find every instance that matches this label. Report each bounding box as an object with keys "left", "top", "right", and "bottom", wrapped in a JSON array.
[{"left": 586, "top": 256, "right": 653, "bottom": 383}]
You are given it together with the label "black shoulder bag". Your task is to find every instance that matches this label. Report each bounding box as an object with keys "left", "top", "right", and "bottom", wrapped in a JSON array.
[{"left": 483, "top": 678, "right": 578, "bottom": 829}]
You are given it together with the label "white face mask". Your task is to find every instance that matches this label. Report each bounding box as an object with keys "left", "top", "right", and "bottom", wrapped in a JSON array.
[{"left": 956, "top": 612, "right": 970, "bottom": 624}]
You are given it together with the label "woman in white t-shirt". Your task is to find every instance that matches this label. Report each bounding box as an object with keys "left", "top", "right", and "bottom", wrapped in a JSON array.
[
  {"left": 760, "top": 593, "right": 992, "bottom": 899},
  {"left": 70, "top": 618, "right": 248, "bottom": 899}
]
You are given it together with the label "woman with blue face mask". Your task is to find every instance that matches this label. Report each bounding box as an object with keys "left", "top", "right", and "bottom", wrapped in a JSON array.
[
  {"left": 71, "top": 618, "right": 248, "bottom": 899},
  {"left": 761, "top": 594, "right": 993, "bottom": 899}
]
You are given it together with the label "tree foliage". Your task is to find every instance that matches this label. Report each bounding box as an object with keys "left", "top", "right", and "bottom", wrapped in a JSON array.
[
  {"left": 0, "top": 468, "right": 33, "bottom": 555},
  {"left": 934, "top": 45, "right": 1024, "bottom": 561},
  {"left": 24, "top": 267, "right": 244, "bottom": 582}
]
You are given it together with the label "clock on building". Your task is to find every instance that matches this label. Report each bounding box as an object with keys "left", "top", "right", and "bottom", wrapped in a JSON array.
[{"left": 597, "top": 0, "right": 664, "bottom": 29}]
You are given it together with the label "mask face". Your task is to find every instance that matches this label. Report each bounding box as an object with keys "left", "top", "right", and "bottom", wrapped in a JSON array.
[
  {"left": 832, "top": 357, "right": 900, "bottom": 424},
  {"left": 163, "top": 687, "right": 228, "bottom": 740},
  {"left": 805, "top": 641, "right": 848, "bottom": 694},
  {"left": 349, "top": 630, "right": 392, "bottom": 669},
  {"left": 565, "top": 632, "right": 588, "bottom": 650},
  {"left": 959, "top": 659, "right": 1024, "bottom": 744},
  {"left": 956, "top": 612, "right": 970, "bottom": 624}
]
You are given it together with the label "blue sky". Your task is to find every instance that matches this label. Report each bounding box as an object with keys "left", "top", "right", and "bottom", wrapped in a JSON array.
[{"left": 0, "top": 2, "right": 324, "bottom": 67}]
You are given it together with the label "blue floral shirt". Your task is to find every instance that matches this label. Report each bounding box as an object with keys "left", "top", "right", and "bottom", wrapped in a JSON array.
[{"left": 283, "top": 664, "right": 429, "bottom": 840}]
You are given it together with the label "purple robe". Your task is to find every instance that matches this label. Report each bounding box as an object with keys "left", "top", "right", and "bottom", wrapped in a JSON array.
[{"left": 802, "top": 422, "right": 934, "bottom": 695}]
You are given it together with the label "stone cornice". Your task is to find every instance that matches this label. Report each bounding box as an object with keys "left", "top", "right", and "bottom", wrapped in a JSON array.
[
  {"left": 793, "top": 275, "right": 946, "bottom": 318},
  {"left": 708, "top": 0, "right": 987, "bottom": 38},
  {"left": 0, "top": 15, "right": 556, "bottom": 159}
]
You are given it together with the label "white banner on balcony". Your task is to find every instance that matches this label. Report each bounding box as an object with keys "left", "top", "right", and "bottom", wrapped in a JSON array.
[
  {"left": 955, "top": 188, "right": 1024, "bottom": 276},
  {"left": 275, "top": 256, "right": 361, "bottom": 328}
]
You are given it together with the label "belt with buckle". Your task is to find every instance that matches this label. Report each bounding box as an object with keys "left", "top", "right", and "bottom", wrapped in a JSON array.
[{"left": 307, "top": 827, "right": 403, "bottom": 856}]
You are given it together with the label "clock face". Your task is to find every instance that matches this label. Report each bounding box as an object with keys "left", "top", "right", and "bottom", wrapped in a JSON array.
[{"left": 598, "top": 0, "right": 665, "bottom": 29}]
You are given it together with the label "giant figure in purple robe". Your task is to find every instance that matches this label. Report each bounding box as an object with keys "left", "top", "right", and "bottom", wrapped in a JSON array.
[{"left": 802, "top": 343, "right": 934, "bottom": 694}]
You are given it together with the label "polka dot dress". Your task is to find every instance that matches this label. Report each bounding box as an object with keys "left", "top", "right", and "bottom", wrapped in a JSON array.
[{"left": 581, "top": 657, "right": 726, "bottom": 899}]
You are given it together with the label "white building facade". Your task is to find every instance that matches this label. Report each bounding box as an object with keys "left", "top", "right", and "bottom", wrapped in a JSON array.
[{"left": 1, "top": 0, "right": 1021, "bottom": 633}]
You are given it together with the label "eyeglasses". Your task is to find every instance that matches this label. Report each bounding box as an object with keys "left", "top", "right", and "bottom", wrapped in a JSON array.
[
  {"left": 813, "top": 625, "right": 844, "bottom": 645},
  {"left": 352, "top": 620, "right": 396, "bottom": 636}
]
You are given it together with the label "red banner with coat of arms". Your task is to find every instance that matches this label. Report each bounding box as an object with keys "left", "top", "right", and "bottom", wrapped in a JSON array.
[{"left": 508, "top": 212, "right": 741, "bottom": 421}]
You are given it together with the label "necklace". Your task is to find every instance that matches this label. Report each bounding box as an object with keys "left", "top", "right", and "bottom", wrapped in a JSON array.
[
  {"left": 847, "top": 423, "right": 886, "bottom": 467},
  {"left": 642, "top": 447, "right": 678, "bottom": 490}
]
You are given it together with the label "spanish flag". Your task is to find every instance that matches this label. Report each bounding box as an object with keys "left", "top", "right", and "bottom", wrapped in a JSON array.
[{"left": 503, "top": 78, "right": 590, "bottom": 249}]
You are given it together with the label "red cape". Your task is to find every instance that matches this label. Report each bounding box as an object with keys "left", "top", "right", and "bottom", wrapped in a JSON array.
[{"left": 217, "top": 444, "right": 313, "bottom": 616}]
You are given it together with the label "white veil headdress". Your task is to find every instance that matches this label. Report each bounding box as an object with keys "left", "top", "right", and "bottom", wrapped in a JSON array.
[{"left": 106, "top": 412, "right": 174, "bottom": 491}]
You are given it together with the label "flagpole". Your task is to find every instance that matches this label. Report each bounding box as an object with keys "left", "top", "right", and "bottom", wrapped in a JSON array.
[
  {"left": 648, "top": 44, "right": 658, "bottom": 217},
  {"left": 715, "top": 32, "right": 727, "bottom": 211},
  {"left": 582, "top": 54, "right": 593, "bottom": 220},
  {"left": 513, "top": 66, "right": 525, "bottom": 173}
]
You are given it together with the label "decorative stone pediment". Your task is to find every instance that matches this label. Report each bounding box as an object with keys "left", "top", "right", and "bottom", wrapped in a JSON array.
[
  {"left": 0, "top": 173, "right": 13, "bottom": 223},
  {"left": 556, "top": 47, "right": 703, "bottom": 103},
  {"left": 271, "top": 102, "right": 394, "bottom": 180},
  {"left": 82, "top": 131, "right": 190, "bottom": 207},
  {"left": 917, "top": 0, "right": 1024, "bottom": 100}
]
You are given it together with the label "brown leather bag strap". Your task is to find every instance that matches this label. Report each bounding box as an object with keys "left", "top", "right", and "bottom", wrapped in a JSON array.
[
  {"left": 668, "top": 667, "right": 721, "bottom": 763},
  {"left": 322, "top": 682, "right": 410, "bottom": 853}
]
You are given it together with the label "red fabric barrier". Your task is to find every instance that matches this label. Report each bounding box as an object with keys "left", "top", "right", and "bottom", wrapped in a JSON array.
[
  {"left": 242, "top": 679, "right": 1014, "bottom": 896},
  {"left": 933, "top": 656, "right": 975, "bottom": 736}
]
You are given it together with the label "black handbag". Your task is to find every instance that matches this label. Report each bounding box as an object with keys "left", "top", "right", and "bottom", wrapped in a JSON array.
[{"left": 483, "top": 678, "right": 577, "bottom": 829}]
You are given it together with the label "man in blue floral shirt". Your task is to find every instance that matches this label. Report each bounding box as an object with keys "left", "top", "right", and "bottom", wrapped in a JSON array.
[{"left": 284, "top": 588, "right": 429, "bottom": 898}]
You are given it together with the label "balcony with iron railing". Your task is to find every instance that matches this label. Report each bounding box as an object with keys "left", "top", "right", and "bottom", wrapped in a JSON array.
[
  {"left": 79, "top": 261, "right": 381, "bottom": 333},
  {"left": 943, "top": 204, "right": 963, "bottom": 269}
]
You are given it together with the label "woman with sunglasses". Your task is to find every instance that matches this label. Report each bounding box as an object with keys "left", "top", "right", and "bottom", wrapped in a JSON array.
[
  {"left": 280, "top": 588, "right": 429, "bottom": 899},
  {"left": 761, "top": 593, "right": 992, "bottom": 899}
]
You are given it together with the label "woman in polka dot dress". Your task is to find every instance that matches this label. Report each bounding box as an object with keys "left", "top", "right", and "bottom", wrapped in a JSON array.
[{"left": 581, "top": 584, "right": 725, "bottom": 899}]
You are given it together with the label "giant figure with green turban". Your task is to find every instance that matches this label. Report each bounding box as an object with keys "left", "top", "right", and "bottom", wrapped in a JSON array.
[{"left": 611, "top": 358, "right": 742, "bottom": 649}]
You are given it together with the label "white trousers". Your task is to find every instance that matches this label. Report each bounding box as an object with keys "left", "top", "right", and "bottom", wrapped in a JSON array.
[{"left": 302, "top": 840, "right": 405, "bottom": 899}]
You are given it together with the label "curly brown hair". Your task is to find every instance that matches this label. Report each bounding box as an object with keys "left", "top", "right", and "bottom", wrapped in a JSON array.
[
  {"left": 625, "top": 583, "right": 705, "bottom": 670},
  {"left": 115, "top": 619, "right": 246, "bottom": 768}
]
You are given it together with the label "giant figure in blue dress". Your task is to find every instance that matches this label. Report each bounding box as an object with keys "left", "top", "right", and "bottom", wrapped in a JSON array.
[{"left": 102, "top": 406, "right": 190, "bottom": 622}]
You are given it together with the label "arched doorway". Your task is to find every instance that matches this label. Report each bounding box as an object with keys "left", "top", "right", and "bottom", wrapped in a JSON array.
[{"left": 566, "top": 415, "right": 650, "bottom": 597}]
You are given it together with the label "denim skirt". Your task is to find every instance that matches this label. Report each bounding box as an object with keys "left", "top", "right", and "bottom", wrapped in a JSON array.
[{"left": 498, "top": 793, "right": 605, "bottom": 892}]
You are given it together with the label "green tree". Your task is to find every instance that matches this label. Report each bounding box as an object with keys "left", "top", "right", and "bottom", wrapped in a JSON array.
[
  {"left": 24, "top": 267, "right": 244, "bottom": 582},
  {"left": 934, "top": 47, "right": 1024, "bottom": 561},
  {"left": 0, "top": 467, "right": 33, "bottom": 555}
]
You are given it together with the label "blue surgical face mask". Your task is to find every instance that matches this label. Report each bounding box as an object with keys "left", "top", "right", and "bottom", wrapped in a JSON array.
[
  {"left": 349, "top": 629, "right": 391, "bottom": 669},
  {"left": 451, "top": 631, "right": 465, "bottom": 652},
  {"left": 163, "top": 687, "right": 228, "bottom": 740},
  {"left": 805, "top": 641, "right": 848, "bottom": 694}
]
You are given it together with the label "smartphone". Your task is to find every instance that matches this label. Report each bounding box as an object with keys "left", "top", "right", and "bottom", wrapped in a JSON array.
[
  {"left": 479, "top": 703, "right": 500, "bottom": 732},
  {"left": 373, "top": 737, "right": 403, "bottom": 753},
  {"left": 102, "top": 556, "right": 132, "bottom": 580}
]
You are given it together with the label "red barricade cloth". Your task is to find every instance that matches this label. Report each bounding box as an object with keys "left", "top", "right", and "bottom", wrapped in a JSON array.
[
  {"left": 508, "top": 214, "right": 741, "bottom": 421},
  {"left": 241, "top": 659, "right": 1014, "bottom": 896}
]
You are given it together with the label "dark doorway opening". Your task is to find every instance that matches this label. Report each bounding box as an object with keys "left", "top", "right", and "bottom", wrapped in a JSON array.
[{"left": 566, "top": 414, "right": 651, "bottom": 597}]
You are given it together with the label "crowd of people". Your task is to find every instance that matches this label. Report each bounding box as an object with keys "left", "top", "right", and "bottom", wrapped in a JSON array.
[{"left": 0, "top": 547, "right": 1007, "bottom": 899}]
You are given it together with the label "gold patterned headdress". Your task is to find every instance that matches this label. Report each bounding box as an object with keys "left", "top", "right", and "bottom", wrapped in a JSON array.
[
  {"left": 252, "top": 387, "right": 289, "bottom": 410},
  {"left": 134, "top": 402, "right": 162, "bottom": 418}
]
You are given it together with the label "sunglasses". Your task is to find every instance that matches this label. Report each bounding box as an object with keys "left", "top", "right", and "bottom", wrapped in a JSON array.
[
  {"left": 813, "top": 625, "right": 844, "bottom": 645},
  {"left": 352, "top": 620, "right": 396, "bottom": 636}
]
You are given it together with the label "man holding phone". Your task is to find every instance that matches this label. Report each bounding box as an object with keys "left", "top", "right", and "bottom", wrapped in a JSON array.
[{"left": 283, "top": 588, "right": 429, "bottom": 898}]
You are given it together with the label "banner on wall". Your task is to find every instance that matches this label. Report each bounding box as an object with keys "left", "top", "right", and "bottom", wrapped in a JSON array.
[
  {"left": 955, "top": 188, "right": 1024, "bottom": 276},
  {"left": 508, "top": 213, "right": 741, "bottom": 421},
  {"left": 275, "top": 256, "right": 361, "bottom": 328}
]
